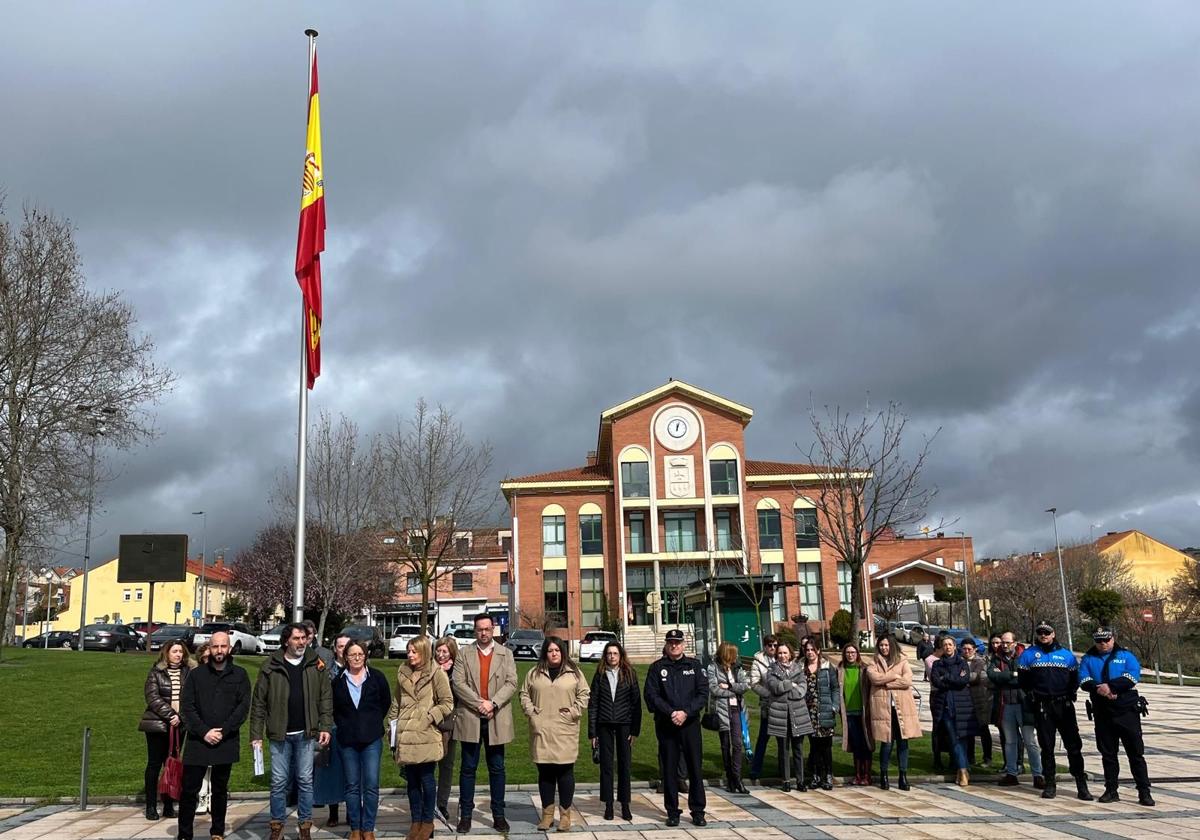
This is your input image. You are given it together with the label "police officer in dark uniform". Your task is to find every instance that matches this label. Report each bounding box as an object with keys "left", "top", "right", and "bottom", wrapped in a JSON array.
[
  {"left": 643, "top": 628, "right": 708, "bottom": 827},
  {"left": 1018, "top": 620, "right": 1092, "bottom": 801},
  {"left": 1079, "top": 627, "right": 1153, "bottom": 806}
]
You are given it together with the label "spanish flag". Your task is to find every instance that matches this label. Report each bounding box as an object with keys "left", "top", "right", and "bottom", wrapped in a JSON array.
[{"left": 295, "top": 45, "right": 325, "bottom": 388}]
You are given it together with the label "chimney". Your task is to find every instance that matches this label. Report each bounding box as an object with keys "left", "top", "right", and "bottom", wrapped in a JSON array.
[
  {"left": 1106, "top": 531, "right": 1118, "bottom": 536},
  {"left": 936, "top": 531, "right": 945, "bottom": 538},
  {"left": 586, "top": 450, "right": 598, "bottom": 466}
]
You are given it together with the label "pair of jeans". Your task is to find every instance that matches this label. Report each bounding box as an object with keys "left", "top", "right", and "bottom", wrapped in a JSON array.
[
  {"left": 845, "top": 713, "right": 872, "bottom": 761},
  {"left": 339, "top": 739, "right": 382, "bottom": 831},
  {"left": 178, "top": 763, "right": 231, "bottom": 840},
  {"left": 269, "top": 733, "right": 316, "bottom": 821},
  {"left": 718, "top": 707, "right": 745, "bottom": 785},
  {"left": 878, "top": 708, "right": 909, "bottom": 772},
  {"left": 596, "top": 722, "right": 632, "bottom": 804},
  {"left": 939, "top": 719, "right": 968, "bottom": 771},
  {"left": 1000, "top": 702, "right": 1042, "bottom": 776},
  {"left": 437, "top": 733, "right": 457, "bottom": 812},
  {"left": 536, "top": 763, "right": 575, "bottom": 809},
  {"left": 458, "top": 726, "right": 506, "bottom": 819},
  {"left": 406, "top": 762, "right": 437, "bottom": 823},
  {"left": 749, "top": 706, "right": 771, "bottom": 778},
  {"left": 968, "top": 725, "right": 993, "bottom": 765}
]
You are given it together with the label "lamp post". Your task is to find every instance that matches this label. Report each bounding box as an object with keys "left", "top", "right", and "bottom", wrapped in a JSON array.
[
  {"left": 956, "top": 530, "right": 971, "bottom": 634},
  {"left": 76, "top": 405, "right": 115, "bottom": 651},
  {"left": 1045, "top": 507, "right": 1074, "bottom": 652},
  {"left": 192, "top": 511, "right": 206, "bottom": 625}
]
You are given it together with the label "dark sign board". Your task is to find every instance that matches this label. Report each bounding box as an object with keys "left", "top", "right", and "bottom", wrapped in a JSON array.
[{"left": 117, "top": 534, "right": 188, "bottom": 583}]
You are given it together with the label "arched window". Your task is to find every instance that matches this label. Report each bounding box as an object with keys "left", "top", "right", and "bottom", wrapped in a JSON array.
[
  {"left": 793, "top": 498, "right": 819, "bottom": 549},
  {"left": 756, "top": 498, "right": 781, "bottom": 551},
  {"left": 579, "top": 502, "right": 603, "bottom": 556},
  {"left": 541, "top": 503, "right": 566, "bottom": 558}
]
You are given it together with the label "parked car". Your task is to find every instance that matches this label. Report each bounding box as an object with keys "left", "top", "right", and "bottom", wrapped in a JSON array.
[
  {"left": 579, "top": 630, "right": 617, "bottom": 661},
  {"left": 70, "top": 623, "right": 145, "bottom": 652},
  {"left": 872, "top": 614, "right": 888, "bottom": 639},
  {"left": 22, "top": 630, "right": 74, "bottom": 649},
  {"left": 339, "top": 624, "right": 386, "bottom": 659},
  {"left": 129, "top": 621, "right": 167, "bottom": 638},
  {"left": 505, "top": 628, "right": 545, "bottom": 660},
  {"left": 257, "top": 623, "right": 288, "bottom": 653},
  {"left": 943, "top": 627, "right": 988, "bottom": 651},
  {"left": 148, "top": 624, "right": 196, "bottom": 653},
  {"left": 442, "top": 622, "right": 475, "bottom": 642},
  {"left": 192, "top": 622, "right": 263, "bottom": 654},
  {"left": 387, "top": 625, "right": 425, "bottom": 659},
  {"left": 894, "top": 621, "right": 923, "bottom": 644}
]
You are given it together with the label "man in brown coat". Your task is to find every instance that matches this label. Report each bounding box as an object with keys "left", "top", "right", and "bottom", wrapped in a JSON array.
[{"left": 451, "top": 613, "right": 518, "bottom": 833}]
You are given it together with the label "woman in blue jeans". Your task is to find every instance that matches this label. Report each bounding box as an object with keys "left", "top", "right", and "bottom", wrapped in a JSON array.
[
  {"left": 930, "top": 636, "right": 978, "bottom": 787},
  {"left": 332, "top": 641, "right": 392, "bottom": 839}
]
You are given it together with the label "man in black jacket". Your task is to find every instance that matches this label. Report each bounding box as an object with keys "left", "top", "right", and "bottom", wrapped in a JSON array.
[
  {"left": 644, "top": 629, "right": 708, "bottom": 827},
  {"left": 178, "top": 631, "right": 251, "bottom": 840}
]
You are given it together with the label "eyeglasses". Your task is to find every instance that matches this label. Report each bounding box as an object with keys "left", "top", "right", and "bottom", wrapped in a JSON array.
[{"left": 347, "top": 652, "right": 366, "bottom": 659}]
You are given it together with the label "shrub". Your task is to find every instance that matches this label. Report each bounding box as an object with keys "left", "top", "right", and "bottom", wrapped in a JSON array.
[
  {"left": 774, "top": 625, "right": 800, "bottom": 653},
  {"left": 830, "top": 609, "right": 854, "bottom": 646}
]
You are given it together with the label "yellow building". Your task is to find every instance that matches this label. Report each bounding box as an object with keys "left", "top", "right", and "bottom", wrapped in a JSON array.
[
  {"left": 1094, "top": 529, "right": 1191, "bottom": 589},
  {"left": 51, "top": 556, "right": 233, "bottom": 631}
]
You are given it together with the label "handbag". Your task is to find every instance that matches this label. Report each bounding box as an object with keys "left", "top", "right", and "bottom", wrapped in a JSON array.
[
  {"left": 158, "top": 725, "right": 184, "bottom": 801},
  {"left": 701, "top": 711, "right": 720, "bottom": 731}
]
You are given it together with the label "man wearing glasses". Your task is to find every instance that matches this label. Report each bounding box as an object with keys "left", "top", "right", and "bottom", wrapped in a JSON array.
[
  {"left": 987, "top": 631, "right": 1044, "bottom": 788},
  {"left": 1080, "top": 627, "right": 1153, "bottom": 806},
  {"left": 747, "top": 634, "right": 778, "bottom": 783},
  {"left": 644, "top": 629, "right": 708, "bottom": 826},
  {"left": 1018, "top": 620, "right": 1092, "bottom": 801}
]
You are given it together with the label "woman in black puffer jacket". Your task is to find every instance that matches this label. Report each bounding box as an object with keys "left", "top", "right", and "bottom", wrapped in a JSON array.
[
  {"left": 587, "top": 641, "right": 642, "bottom": 821},
  {"left": 930, "top": 636, "right": 978, "bottom": 786},
  {"left": 138, "top": 640, "right": 193, "bottom": 821}
]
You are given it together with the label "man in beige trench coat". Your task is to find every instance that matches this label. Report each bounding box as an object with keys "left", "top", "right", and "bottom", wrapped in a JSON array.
[{"left": 451, "top": 613, "right": 518, "bottom": 834}]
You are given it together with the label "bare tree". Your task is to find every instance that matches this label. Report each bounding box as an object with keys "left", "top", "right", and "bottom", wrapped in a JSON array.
[
  {"left": 378, "top": 400, "right": 496, "bottom": 633},
  {"left": 974, "top": 556, "right": 1062, "bottom": 640},
  {"left": 275, "top": 411, "right": 388, "bottom": 639},
  {"left": 803, "top": 401, "right": 940, "bottom": 632},
  {"left": 1169, "top": 556, "right": 1200, "bottom": 622},
  {"left": 229, "top": 522, "right": 300, "bottom": 623},
  {"left": 0, "top": 202, "right": 173, "bottom": 654},
  {"left": 872, "top": 585, "right": 917, "bottom": 625}
]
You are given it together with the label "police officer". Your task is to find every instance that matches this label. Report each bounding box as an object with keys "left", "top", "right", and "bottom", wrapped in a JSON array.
[
  {"left": 1018, "top": 620, "right": 1092, "bottom": 801},
  {"left": 644, "top": 628, "right": 708, "bottom": 827},
  {"left": 1079, "top": 627, "right": 1153, "bottom": 806}
]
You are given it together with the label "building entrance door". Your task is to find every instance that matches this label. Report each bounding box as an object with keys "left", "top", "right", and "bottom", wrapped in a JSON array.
[{"left": 625, "top": 564, "right": 652, "bottom": 626}]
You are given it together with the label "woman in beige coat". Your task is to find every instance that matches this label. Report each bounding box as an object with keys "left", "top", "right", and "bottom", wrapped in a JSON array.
[
  {"left": 520, "top": 637, "right": 590, "bottom": 832},
  {"left": 387, "top": 636, "right": 454, "bottom": 840},
  {"left": 864, "top": 636, "right": 922, "bottom": 792}
]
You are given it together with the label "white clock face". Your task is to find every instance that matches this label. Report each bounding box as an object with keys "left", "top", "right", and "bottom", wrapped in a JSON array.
[
  {"left": 655, "top": 407, "right": 699, "bottom": 451},
  {"left": 667, "top": 418, "right": 688, "bottom": 439}
]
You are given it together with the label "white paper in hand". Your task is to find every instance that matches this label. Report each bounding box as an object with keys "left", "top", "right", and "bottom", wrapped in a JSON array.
[
  {"left": 252, "top": 743, "right": 265, "bottom": 777},
  {"left": 390, "top": 719, "right": 398, "bottom": 748}
]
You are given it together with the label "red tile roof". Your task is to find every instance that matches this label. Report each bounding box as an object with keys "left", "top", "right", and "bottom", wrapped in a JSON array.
[
  {"left": 744, "top": 459, "right": 826, "bottom": 476},
  {"left": 1094, "top": 530, "right": 1135, "bottom": 553},
  {"left": 188, "top": 558, "right": 233, "bottom": 584},
  {"left": 505, "top": 463, "right": 612, "bottom": 483}
]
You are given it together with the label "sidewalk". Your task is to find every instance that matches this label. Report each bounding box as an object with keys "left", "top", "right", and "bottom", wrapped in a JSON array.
[{"left": 2, "top": 683, "right": 1197, "bottom": 840}]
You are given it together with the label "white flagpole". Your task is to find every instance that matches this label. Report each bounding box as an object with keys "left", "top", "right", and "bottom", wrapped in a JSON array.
[{"left": 293, "top": 28, "right": 318, "bottom": 623}]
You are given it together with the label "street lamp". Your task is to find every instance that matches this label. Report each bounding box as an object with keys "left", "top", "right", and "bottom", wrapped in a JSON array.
[
  {"left": 956, "top": 530, "right": 971, "bottom": 634},
  {"left": 1045, "top": 507, "right": 1074, "bottom": 652},
  {"left": 76, "top": 404, "right": 115, "bottom": 651},
  {"left": 192, "top": 511, "right": 207, "bottom": 625}
]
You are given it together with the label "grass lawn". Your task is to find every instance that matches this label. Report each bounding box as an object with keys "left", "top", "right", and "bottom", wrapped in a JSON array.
[{"left": 0, "top": 647, "right": 952, "bottom": 798}]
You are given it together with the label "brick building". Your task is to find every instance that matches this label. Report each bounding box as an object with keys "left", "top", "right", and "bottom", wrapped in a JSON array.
[
  {"left": 867, "top": 530, "right": 974, "bottom": 604},
  {"left": 501, "top": 381, "right": 862, "bottom": 646}
]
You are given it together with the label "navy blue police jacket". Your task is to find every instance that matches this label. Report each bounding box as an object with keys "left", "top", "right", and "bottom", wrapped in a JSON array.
[
  {"left": 1079, "top": 644, "right": 1141, "bottom": 711},
  {"left": 1017, "top": 641, "right": 1079, "bottom": 699},
  {"left": 643, "top": 653, "right": 709, "bottom": 726}
]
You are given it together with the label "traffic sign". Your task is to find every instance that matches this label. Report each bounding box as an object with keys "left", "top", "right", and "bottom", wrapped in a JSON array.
[
  {"left": 192, "top": 609, "right": 201, "bottom": 619},
  {"left": 1141, "top": 608, "right": 1155, "bottom": 623},
  {"left": 174, "top": 601, "right": 181, "bottom": 614}
]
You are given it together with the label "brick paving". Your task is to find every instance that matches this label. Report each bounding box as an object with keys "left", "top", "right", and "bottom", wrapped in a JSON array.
[{"left": 2, "top": 683, "right": 1197, "bottom": 840}]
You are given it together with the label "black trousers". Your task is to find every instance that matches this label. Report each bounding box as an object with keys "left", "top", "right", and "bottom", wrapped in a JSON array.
[
  {"left": 178, "top": 763, "right": 231, "bottom": 840},
  {"left": 656, "top": 720, "right": 706, "bottom": 817},
  {"left": 775, "top": 735, "right": 804, "bottom": 784},
  {"left": 968, "top": 725, "right": 994, "bottom": 764},
  {"left": 718, "top": 707, "right": 745, "bottom": 785},
  {"left": 1033, "top": 697, "right": 1086, "bottom": 780},
  {"left": 597, "top": 722, "right": 633, "bottom": 804},
  {"left": 1094, "top": 705, "right": 1150, "bottom": 793},
  {"left": 806, "top": 735, "right": 833, "bottom": 782},
  {"left": 144, "top": 732, "right": 171, "bottom": 807},
  {"left": 536, "top": 763, "right": 575, "bottom": 810}
]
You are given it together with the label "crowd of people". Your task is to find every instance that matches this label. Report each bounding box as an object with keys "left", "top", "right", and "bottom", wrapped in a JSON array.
[{"left": 138, "top": 614, "right": 1156, "bottom": 840}]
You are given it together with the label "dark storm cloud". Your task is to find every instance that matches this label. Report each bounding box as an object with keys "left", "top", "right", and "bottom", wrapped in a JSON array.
[{"left": 5, "top": 2, "right": 1200, "bottom": 563}]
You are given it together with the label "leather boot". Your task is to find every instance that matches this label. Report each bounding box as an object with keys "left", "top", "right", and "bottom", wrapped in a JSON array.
[
  {"left": 557, "top": 808, "right": 572, "bottom": 832},
  {"left": 161, "top": 797, "right": 175, "bottom": 818},
  {"left": 268, "top": 821, "right": 286, "bottom": 840},
  {"left": 897, "top": 771, "right": 910, "bottom": 791},
  {"left": 879, "top": 771, "right": 889, "bottom": 791},
  {"left": 1075, "top": 776, "right": 1094, "bottom": 801},
  {"left": 620, "top": 802, "right": 632, "bottom": 821},
  {"left": 864, "top": 761, "right": 873, "bottom": 787},
  {"left": 298, "top": 819, "right": 314, "bottom": 840},
  {"left": 957, "top": 768, "right": 970, "bottom": 787},
  {"left": 364, "top": 832, "right": 378, "bottom": 840},
  {"left": 1041, "top": 779, "right": 1057, "bottom": 799},
  {"left": 407, "top": 822, "right": 420, "bottom": 840},
  {"left": 422, "top": 821, "right": 437, "bottom": 840},
  {"left": 604, "top": 801, "right": 614, "bottom": 820},
  {"left": 349, "top": 831, "right": 363, "bottom": 840},
  {"left": 144, "top": 800, "right": 159, "bottom": 821},
  {"left": 537, "top": 806, "right": 556, "bottom": 831}
]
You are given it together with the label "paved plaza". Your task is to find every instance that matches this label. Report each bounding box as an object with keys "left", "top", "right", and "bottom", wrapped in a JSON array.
[{"left": 2, "top": 683, "right": 1198, "bottom": 840}]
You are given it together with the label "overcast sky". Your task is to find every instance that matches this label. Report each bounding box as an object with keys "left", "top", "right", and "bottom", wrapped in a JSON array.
[{"left": 6, "top": 2, "right": 1200, "bottom": 566}]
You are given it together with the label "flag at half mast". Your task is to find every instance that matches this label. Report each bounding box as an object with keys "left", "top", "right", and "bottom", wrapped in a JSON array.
[{"left": 295, "top": 43, "right": 325, "bottom": 388}]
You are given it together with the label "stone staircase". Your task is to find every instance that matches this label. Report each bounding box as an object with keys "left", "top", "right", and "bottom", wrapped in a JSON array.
[{"left": 621, "top": 624, "right": 697, "bottom": 662}]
